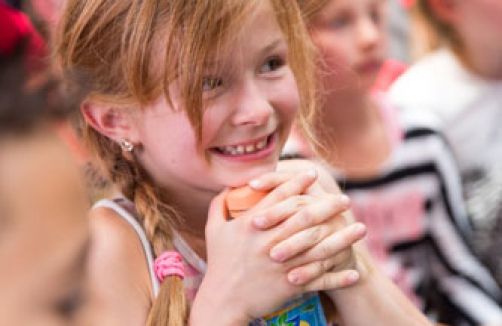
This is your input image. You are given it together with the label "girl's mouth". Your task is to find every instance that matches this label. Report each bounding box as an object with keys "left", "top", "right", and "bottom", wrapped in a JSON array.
[
  {"left": 210, "top": 132, "right": 276, "bottom": 160},
  {"left": 356, "top": 59, "right": 383, "bottom": 75}
]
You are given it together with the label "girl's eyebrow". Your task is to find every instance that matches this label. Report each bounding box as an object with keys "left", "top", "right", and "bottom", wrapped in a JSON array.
[
  {"left": 203, "top": 38, "right": 285, "bottom": 69},
  {"left": 260, "top": 38, "right": 286, "bottom": 56}
]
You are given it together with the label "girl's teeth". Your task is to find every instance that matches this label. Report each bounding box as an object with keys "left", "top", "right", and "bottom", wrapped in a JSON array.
[
  {"left": 218, "top": 136, "right": 270, "bottom": 155},
  {"left": 256, "top": 140, "right": 266, "bottom": 149}
]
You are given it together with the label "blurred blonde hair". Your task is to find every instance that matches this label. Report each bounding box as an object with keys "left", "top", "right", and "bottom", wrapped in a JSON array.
[
  {"left": 297, "top": 0, "right": 331, "bottom": 23},
  {"left": 54, "top": 1, "right": 317, "bottom": 325}
]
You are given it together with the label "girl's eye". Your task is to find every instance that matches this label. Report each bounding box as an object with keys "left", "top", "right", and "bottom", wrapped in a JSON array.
[
  {"left": 54, "top": 290, "right": 84, "bottom": 321},
  {"left": 202, "top": 77, "right": 223, "bottom": 90},
  {"left": 331, "top": 13, "right": 351, "bottom": 29},
  {"left": 370, "top": 7, "right": 381, "bottom": 24},
  {"left": 260, "top": 57, "right": 285, "bottom": 73}
]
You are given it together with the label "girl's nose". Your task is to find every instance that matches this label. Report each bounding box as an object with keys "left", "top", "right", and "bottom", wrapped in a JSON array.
[
  {"left": 357, "top": 17, "right": 381, "bottom": 51},
  {"left": 231, "top": 82, "right": 273, "bottom": 127}
]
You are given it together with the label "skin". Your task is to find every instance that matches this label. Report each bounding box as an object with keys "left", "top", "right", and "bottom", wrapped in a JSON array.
[
  {"left": 310, "top": 0, "right": 388, "bottom": 92},
  {"left": 82, "top": 1, "right": 433, "bottom": 325},
  {"left": 307, "top": 0, "right": 392, "bottom": 179},
  {"left": 84, "top": 1, "right": 365, "bottom": 325},
  {"left": 429, "top": 0, "right": 502, "bottom": 79},
  {"left": 0, "top": 130, "right": 92, "bottom": 326},
  {"left": 29, "top": 0, "right": 63, "bottom": 32}
]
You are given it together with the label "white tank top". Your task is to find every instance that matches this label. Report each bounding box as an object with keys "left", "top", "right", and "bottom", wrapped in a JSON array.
[{"left": 92, "top": 197, "right": 207, "bottom": 299}]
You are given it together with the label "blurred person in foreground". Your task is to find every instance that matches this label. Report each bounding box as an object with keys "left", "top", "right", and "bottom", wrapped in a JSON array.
[
  {"left": 1, "top": 0, "right": 115, "bottom": 202},
  {"left": 389, "top": 0, "right": 502, "bottom": 287},
  {"left": 0, "top": 46, "right": 95, "bottom": 326}
]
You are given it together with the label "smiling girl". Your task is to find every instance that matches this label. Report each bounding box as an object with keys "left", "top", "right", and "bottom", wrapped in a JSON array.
[{"left": 55, "top": 0, "right": 433, "bottom": 325}]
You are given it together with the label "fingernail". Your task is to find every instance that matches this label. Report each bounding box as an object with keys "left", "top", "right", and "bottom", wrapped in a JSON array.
[
  {"left": 306, "top": 168, "right": 317, "bottom": 179},
  {"left": 353, "top": 223, "right": 366, "bottom": 235},
  {"left": 347, "top": 270, "right": 360, "bottom": 283},
  {"left": 340, "top": 195, "right": 350, "bottom": 205},
  {"left": 271, "top": 249, "right": 287, "bottom": 262},
  {"left": 253, "top": 216, "right": 267, "bottom": 228},
  {"left": 249, "top": 179, "right": 262, "bottom": 189},
  {"left": 288, "top": 272, "right": 301, "bottom": 284}
]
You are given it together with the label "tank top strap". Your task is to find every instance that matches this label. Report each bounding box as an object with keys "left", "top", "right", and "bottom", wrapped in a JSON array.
[{"left": 93, "top": 198, "right": 161, "bottom": 297}]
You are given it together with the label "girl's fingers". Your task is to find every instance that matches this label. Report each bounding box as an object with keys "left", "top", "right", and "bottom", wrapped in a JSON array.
[
  {"left": 206, "top": 189, "right": 230, "bottom": 234},
  {"left": 252, "top": 195, "right": 310, "bottom": 229},
  {"left": 287, "top": 256, "right": 340, "bottom": 285},
  {"left": 301, "top": 269, "right": 360, "bottom": 292},
  {"left": 276, "top": 222, "right": 366, "bottom": 265},
  {"left": 248, "top": 169, "right": 317, "bottom": 211},
  {"left": 271, "top": 223, "right": 332, "bottom": 262},
  {"left": 280, "top": 194, "right": 350, "bottom": 238},
  {"left": 297, "top": 223, "right": 366, "bottom": 266},
  {"left": 268, "top": 196, "right": 351, "bottom": 260},
  {"left": 249, "top": 170, "right": 308, "bottom": 191}
]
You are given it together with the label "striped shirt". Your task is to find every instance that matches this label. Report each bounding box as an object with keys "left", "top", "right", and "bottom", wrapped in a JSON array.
[
  {"left": 388, "top": 49, "right": 502, "bottom": 287},
  {"left": 283, "top": 94, "right": 502, "bottom": 325}
]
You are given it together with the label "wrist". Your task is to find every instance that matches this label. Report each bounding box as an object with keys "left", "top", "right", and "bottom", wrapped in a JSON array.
[{"left": 190, "top": 279, "right": 252, "bottom": 326}]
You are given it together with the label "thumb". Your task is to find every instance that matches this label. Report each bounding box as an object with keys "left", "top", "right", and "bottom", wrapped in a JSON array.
[{"left": 206, "top": 189, "right": 230, "bottom": 233}]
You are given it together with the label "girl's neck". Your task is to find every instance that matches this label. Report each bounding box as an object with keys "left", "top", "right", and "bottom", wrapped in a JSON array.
[
  {"left": 318, "top": 91, "right": 376, "bottom": 143},
  {"left": 165, "top": 185, "right": 215, "bottom": 261},
  {"left": 315, "top": 91, "right": 392, "bottom": 179}
]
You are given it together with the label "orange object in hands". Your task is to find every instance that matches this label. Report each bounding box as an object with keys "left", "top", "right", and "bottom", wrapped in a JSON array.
[{"left": 225, "top": 186, "right": 268, "bottom": 218}]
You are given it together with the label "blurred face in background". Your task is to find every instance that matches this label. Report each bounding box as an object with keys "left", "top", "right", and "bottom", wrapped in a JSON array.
[
  {"left": 309, "top": 0, "right": 388, "bottom": 93},
  {"left": 0, "top": 131, "right": 92, "bottom": 326},
  {"left": 445, "top": 0, "right": 502, "bottom": 77},
  {"left": 30, "top": 0, "right": 64, "bottom": 31}
]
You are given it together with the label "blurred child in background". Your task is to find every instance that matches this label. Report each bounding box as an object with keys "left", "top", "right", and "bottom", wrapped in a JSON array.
[
  {"left": 289, "top": 0, "right": 502, "bottom": 324},
  {"left": 0, "top": 1, "right": 46, "bottom": 75},
  {"left": 389, "top": 0, "right": 502, "bottom": 287},
  {"left": 0, "top": 46, "right": 94, "bottom": 325}
]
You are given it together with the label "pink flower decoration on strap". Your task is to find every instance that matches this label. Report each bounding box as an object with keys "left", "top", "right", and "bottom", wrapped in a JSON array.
[{"left": 154, "top": 251, "right": 185, "bottom": 282}]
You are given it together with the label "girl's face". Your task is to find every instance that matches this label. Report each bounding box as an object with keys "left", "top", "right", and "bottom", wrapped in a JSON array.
[
  {"left": 130, "top": 1, "right": 299, "bottom": 194},
  {"left": 0, "top": 133, "right": 91, "bottom": 326},
  {"left": 309, "top": 0, "right": 388, "bottom": 92},
  {"left": 454, "top": 0, "right": 502, "bottom": 57}
]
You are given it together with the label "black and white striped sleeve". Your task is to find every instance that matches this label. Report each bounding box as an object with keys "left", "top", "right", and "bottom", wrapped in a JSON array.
[{"left": 410, "top": 129, "right": 502, "bottom": 325}]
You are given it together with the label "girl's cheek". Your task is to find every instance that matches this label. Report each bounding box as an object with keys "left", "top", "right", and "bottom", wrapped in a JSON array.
[{"left": 279, "top": 74, "right": 301, "bottom": 115}]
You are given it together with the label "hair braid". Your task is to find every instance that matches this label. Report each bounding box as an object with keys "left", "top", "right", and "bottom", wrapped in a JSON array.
[
  {"left": 83, "top": 125, "right": 189, "bottom": 325},
  {"left": 131, "top": 172, "right": 189, "bottom": 326}
]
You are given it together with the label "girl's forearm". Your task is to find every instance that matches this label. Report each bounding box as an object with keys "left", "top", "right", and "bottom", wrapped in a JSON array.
[{"left": 327, "top": 245, "right": 433, "bottom": 326}]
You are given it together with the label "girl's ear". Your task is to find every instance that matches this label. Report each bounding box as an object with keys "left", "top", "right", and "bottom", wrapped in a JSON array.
[
  {"left": 427, "top": 0, "right": 459, "bottom": 24},
  {"left": 81, "top": 102, "right": 137, "bottom": 143}
]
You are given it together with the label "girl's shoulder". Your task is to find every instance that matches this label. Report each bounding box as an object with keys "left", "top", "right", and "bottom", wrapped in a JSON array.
[
  {"left": 85, "top": 199, "right": 155, "bottom": 321},
  {"left": 89, "top": 201, "right": 147, "bottom": 264}
]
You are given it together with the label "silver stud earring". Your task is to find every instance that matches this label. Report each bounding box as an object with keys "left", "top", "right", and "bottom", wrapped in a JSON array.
[{"left": 120, "top": 139, "right": 134, "bottom": 152}]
